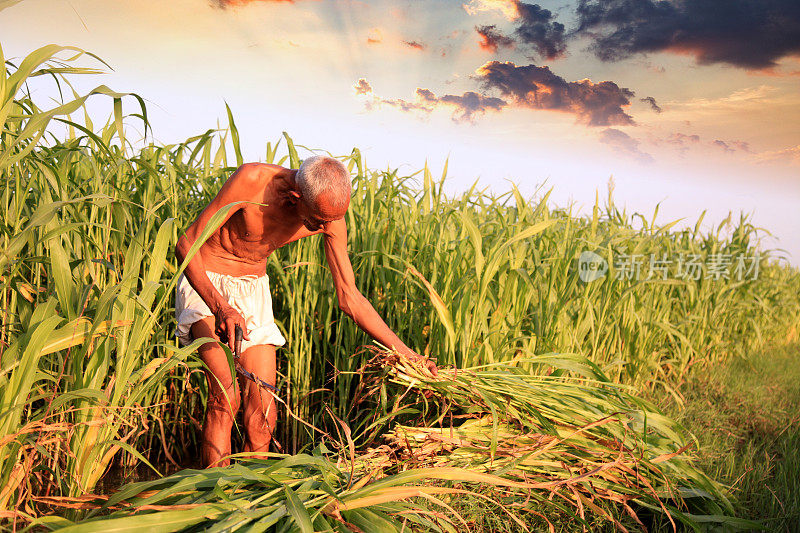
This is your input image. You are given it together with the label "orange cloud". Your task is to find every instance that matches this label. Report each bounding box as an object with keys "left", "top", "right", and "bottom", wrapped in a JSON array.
[
  {"left": 462, "top": 0, "right": 519, "bottom": 20},
  {"left": 359, "top": 81, "right": 506, "bottom": 122},
  {"left": 415, "top": 88, "right": 507, "bottom": 122},
  {"left": 476, "top": 25, "right": 515, "bottom": 53},
  {"left": 213, "top": 0, "right": 293, "bottom": 8},
  {"left": 354, "top": 78, "right": 372, "bottom": 95},
  {"left": 468, "top": 3, "right": 568, "bottom": 60},
  {"left": 746, "top": 56, "right": 800, "bottom": 78},
  {"left": 476, "top": 61, "right": 636, "bottom": 126},
  {"left": 402, "top": 40, "right": 426, "bottom": 51},
  {"left": 659, "top": 132, "right": 752, "bottom": 156},
  {"left": 752, "top": 144, "right": 800, "bottom": 165},
  {"left": 367, "top": 28, "right": 383, "bottom": 44}
]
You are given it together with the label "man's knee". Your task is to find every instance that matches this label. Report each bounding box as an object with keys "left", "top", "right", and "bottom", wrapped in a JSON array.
[
  {"left": 207, "top": 382, "right": 241, "bottom": 418},
  {"left": 243, "top": 388, "right": 276, "bottom": 426}
]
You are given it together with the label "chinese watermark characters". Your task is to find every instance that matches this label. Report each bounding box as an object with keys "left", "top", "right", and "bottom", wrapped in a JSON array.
[{"left": 578, "top": 251, "right": 760, "bottom": 282}]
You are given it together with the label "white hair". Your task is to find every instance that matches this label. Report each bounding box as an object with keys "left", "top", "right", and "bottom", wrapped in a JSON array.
[{"left": 295, "top": 155, "right": 352, "bottom": 211}]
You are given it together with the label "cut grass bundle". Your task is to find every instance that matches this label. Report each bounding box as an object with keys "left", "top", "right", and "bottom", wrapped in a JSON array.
[{"left": 352, "top": 349, "right": 758, "bottom": 531}]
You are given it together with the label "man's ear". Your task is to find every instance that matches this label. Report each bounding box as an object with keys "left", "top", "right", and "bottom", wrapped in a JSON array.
[{"left": 287, "top": 190, "right": 301, "bottom": 204}]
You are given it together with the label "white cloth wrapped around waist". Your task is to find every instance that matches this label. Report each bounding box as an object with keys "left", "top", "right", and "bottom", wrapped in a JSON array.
[{"left": 175, "top": 271, "right": 287, "bottom": 350}]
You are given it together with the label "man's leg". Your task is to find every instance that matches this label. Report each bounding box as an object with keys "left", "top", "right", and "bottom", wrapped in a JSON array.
[
  {"left": 191, "top": 316, "right": 241, "bottom": 468},
  {"left": 237, "top": 344, "right": 278, "bottom": 455}
]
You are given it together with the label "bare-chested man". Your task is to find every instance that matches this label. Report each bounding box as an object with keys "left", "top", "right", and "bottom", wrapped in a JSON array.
[{"left": 175, "top": 156, "right": 436, "bottom": 468}]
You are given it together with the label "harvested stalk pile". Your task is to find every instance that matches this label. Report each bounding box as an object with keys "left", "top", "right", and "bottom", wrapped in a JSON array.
[
  {"left": 353, "top": 349, "right": 756, "bottom": 531},
  {"left": 43, "top": 350, "right": 754, "bottom": 532}
]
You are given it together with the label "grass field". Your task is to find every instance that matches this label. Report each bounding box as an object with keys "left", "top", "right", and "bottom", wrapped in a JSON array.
[
  {"left": 1, "top": 43, "right": 799, "bottom": 531},
  {"left": 654, "top": 340, "right": 800, "bottom": 530}
]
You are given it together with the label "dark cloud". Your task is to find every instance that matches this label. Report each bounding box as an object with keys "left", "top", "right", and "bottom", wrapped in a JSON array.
[
  {"left": 640, "top": 96, "right": 661, "bottom": 113},
  {"left": 354, "top": 78, "right": 372, "bottom": 95},
  {"left": 476, "top": 60, "right": 636, "bottom": 126},
  {"left": 476, "top": 25, "right": 516, "bottom": 53},
  {"left": 664, "top": 132, "right": 751, "bottom": 155},
  {"left": 713, "top": 139, "right": 751, "bottom": 153},
  {"left": 368, "top": 97, "right": 433, "bottom": 114},
  {"left": 576, "top": 0, "right": 800, "bottom": 70},
  {"left": 713, "top": 140, "right": 735, "bottom": 153},
  {"left": 599, "top": 128, "right": 654, "bottom": 163},
  {"left": 416, "top": 88, "right": 507, "bottom": 121},
  {"left": 473, "top": 2, "right": 568, "bottom": 59},
  {"left": 664, "top": 132, "right": 699, "bottom": 154},
  {"left": 363, "top": 86, "right": 506, "bottom": 122},
  {"left": 402, "top": 40, "right": 427, "bottom": 51},
  {"left": 513, "top": 2, "right": 568, "bottom": 59},
  {"left": 668, "top": 132, "right": 700, "bottom": 145}
]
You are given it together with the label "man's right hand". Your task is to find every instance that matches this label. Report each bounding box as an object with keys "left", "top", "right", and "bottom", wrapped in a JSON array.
[
  {"left": 408, "top": 352, "right": 439, "bottom": 377},
  {"left": 214, "top": 304, "right": 250, "bottom": 354}
]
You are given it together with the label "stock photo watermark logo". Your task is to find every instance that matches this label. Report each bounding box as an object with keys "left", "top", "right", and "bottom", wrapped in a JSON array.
[
  {"left": 578, "top": 252, "right": 761, "bottom": 282},
  {"left": 578, "top": 251, "right": 608, "bottom": 282}
]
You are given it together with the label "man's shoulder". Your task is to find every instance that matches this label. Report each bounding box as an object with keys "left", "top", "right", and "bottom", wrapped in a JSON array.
[{"left": 235, "top": 162, "right": 286, "bottom": 183}]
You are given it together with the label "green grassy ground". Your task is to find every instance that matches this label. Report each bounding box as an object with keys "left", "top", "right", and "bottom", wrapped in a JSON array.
[
  {"left": 450, "top": 341, "right": 800, "bottom": 532},
  {"left": 655, "top": 340, "right": 800, "bottom": 531}
]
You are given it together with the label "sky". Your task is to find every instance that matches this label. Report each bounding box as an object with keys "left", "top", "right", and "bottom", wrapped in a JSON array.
[{"left": 1, "top": 0, "right": 799, "bottom": 265}]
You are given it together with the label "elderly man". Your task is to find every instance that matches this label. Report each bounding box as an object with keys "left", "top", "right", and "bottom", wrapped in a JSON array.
[{"left": 175, "top": 156, "right": 436, "bottom": 468}]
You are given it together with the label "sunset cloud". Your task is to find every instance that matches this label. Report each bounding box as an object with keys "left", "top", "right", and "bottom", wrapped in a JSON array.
[
  {"left": 471, "top": 2, "right": 568, "bottom": 60},
  {"left": 360, "top": 82, "right": 506, "bottom": 122},
  {"left": 640, "top": 96, "right": 661, "bottom": 113},
  {"left": 599, "top": 128, "right": 654, "bottom": 164},
  {"left": 367, "top": 28, "right": 383, "bottom": 45},
  {"left": 752, "top": 144, "right": 800, "bottom": 165},
  {"left": 713, "top": 139, "right": 735, "bottom": 153},
  {"left": 576, "top": 0, "right": 800, "bottom": 70},
  {"left": 476, "top": 25, "right": 515, "bottom": 53},
  {"left": 713, "top": 139, "right": 752, "bottom": 153},
  {"left": 374, "top": 98, "right": 433, "bottom": 114},
  {"left": 462, "top": 0, "right": 520, "bottom": 20},
  {"left": 212, "top": 0, "right": 293, "bottom": 8},
  {"left": 513, "top": 2, "right": 567, "bottom": 60},
  {"left": 416, "top": 88, "right": 507, "bottom": 121},
  {"left": 476, "top": 60, "right": 636, "bottom": 126},
  {"left": 355, "top": 79, "right": 428, "bottom": 113},
  {"left": 661, "top": 132, "right": 752, "bottom": 156},
  {"left": 402, "top": 40, "right": 427, "bottom": 51},
  {"left": 731, "top": 141, "right": 752, "bottom": 152},
  {"left": 354, "top": 78, "right": 372, "bottom": 95},
  {"left": 666, "top": 132, "right": 701, "bottom": 153}
]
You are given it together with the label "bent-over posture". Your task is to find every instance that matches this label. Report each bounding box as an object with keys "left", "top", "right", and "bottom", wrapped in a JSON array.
[{"left": 175, "top": 157, "right": 436, "bottom": 468}]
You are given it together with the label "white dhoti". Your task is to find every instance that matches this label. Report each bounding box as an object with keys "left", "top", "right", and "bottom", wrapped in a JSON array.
[{"left": 175, "top": 271, "right": 287, "bottom": 351}]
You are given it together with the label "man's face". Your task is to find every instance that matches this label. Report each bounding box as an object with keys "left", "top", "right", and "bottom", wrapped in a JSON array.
[
  {"left": 301, "top": 209, "right": 325, "bottom": 232},
  {"left": 298, "top": 194, "right": 348, "bottom": 231}
]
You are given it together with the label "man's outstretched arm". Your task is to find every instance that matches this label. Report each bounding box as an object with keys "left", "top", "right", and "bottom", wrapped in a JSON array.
[{"left": 322, "top": 218, "right": 437, "bottom": 374}]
